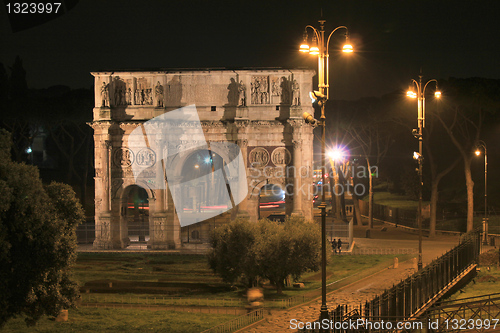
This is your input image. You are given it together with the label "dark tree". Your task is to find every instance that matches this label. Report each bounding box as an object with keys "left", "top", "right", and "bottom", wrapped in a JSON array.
[
  {"left": 346, "top": 98, "right": 393, "bottom": 229},
  {"left": 0, "top": 129, "right": 83, "bottom": 327},
  {"left": 255, "top": 217, "right": 321, "bottom": 294},
  {"left": 8, "top": 56, "right": 28, "bottom": 100},
  {"left": 0, "top": 63, "right": 8, "bottom": 102},
  {"left": 208, "top": 218, "right": 259, "bottom": 288},
  {"left": 433, "top": 78, "right": 500, "bottom": 231}
]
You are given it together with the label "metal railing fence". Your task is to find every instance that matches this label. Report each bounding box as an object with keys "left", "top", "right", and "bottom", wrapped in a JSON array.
[{"left": 200, "top": 308, "right": 265, "bottom": 333}]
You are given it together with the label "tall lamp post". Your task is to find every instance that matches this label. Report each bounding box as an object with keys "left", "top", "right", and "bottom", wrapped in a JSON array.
[
  {"left": 300, "top": 20, "right": 352, "bottom": 322},
  {"left": 475, "top": 141, "right": 488, "bottom": 245},
  {"left": 407, "top": 75, "right": 441, "bottom": 271}
]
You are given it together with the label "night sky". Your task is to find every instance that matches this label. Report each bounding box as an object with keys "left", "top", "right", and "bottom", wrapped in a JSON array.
[{"left": 2, "top": 0, "right": 500, "bottom": 100}]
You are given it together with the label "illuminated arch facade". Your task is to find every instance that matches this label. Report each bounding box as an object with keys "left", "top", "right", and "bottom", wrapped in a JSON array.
[{"left": 90, "top": 68, "right": 315, "bottom": 249}]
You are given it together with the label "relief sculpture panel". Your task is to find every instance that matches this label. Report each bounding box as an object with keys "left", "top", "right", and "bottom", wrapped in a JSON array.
[
  {"left": 135, "top": 77, "right": 153, "bottom": 105},
  {"left": 251, "top": 76, "right": 269, "bottom": 104}
]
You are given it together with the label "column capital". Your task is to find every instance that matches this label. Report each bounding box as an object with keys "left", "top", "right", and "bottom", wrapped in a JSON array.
[
  {"left": 292, "top": 140, "right": 302, "bottom": 149},
  {"left": 287, "top": 119, "right": 303, "bottom": 129},
  {"left": 235, "top": 119, "right": 250, "bottom": 129},
  {"left": 236, "top": 139, "right": 248, "bottom": 148}
]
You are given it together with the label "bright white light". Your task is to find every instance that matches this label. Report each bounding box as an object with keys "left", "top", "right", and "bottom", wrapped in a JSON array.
[
  {"left": 309, "top": 46, "right": 319, "bottom": 55},
  {"left": 299, "top": 43, "right": 310, "bottom": 53},
  {"left": 26, "top": 147, "right": 32, "bottom": 154},
  {"left": 413, "top": 152, "right": 421, "bottom": 160},
  {"left": 407, "top": 91, "right": 417, "bottom": 99},
  {"left": 328, "top": 149, "right": 344, "bottom": 161},
  {"left": 342, "top": 44, "right": 353, "bottom": 53}
]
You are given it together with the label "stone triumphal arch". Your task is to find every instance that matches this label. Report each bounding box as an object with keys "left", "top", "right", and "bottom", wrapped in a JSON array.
[{"left": 91, "top": 68, "right": 315, "bottom": 249}]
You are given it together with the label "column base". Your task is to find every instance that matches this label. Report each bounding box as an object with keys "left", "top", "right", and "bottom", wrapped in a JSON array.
[
  {"left": 93, "top": 239, "right": 114, "bottom": 249},
  {"left": 235, "top": 209, "right": 251, "bottom": 220}
]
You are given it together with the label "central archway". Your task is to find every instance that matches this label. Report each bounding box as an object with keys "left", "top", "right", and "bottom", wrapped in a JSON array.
[
  {"left": 180, "top": 149, "right": 230, "bottom": 218},
  {"left": 179, "top": 149, "right": 231, "bottom": 243}
]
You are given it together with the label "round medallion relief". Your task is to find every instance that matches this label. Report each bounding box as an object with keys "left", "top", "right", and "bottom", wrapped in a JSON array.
[
  {"left": 271, "top": 147, "right": 291, "bottom": 166},
  {"left": 113, "top": 147, "right": 134, "bottom": 167},
  {"left": 248, "top": 147, "right": 270, "bottom": 168},
  {"left": 136, "top": 148, "right": 156, "bottom": 167}
]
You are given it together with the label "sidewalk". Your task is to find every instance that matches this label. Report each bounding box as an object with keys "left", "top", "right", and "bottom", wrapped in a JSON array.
[{"left": 245, "top": 260, "right": 416, "bottom": 332}]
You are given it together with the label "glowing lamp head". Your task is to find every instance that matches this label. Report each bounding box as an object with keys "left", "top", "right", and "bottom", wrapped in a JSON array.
[
  {"left": 413, "top": 152, "right": 421, "bottom": 160},
  {"left": 475, "top": 150, "right": 481, "bottom": 156},
  {"left": 342, "top": 44, "right": 353, "bottom": 53},
  {"left": 299, "top": 31, "right": 309, "bottom": 53},
  {"left": 309, "top": 36, "right": 319, "bottom": 55},
  {"left": 300, "top": 43, "right": 310, "bottom": 53},
  {"left": 309, "top": 46, "right": 320, "bottom": 55},
  {"left": 407, "top": 90, "right": 417, "bottom": 99},
  {"left": 434, "top": 90, "right": 442, "bottom": 98},
  {"left": 342, "top": 35, "right": 353, "bottom": 53}
]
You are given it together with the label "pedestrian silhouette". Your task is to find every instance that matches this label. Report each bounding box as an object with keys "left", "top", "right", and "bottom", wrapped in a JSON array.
[
  {"left": 331, "top": 239, "right": 337, "bottom": 253},
  {"left": 337, "top": 238, "right": 342, "bottom": 253}
]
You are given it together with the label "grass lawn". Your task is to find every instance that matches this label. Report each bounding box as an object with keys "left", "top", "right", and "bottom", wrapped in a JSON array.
[
  {"left": 445, "top": 266, "right": 500, "bottom": 302},
  {"left": 436, "top": 216, "right": 500, "bottom": 233},
  {"left": 74, "top": 252, "right": 412, "bottom": 308},
  {"left": 3, "top": 253, "right": 412, "bottom": 332},
  {"left": 367, "top": 192, "right": 426, "bottom": 211},
  {"left": 363, "top": 191, "right": 500, "bottom": 234},
  {"left": 2, "top": 308, "right": 236, "bottom": 333},
  {"left": 446, "top": 249, "right": 500, "bottom": 301},
  {"left": 74, "top": 253, "right": 220, "bottom": 285}
]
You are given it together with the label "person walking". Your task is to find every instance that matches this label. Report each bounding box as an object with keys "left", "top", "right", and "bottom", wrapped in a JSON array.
[
  {"left": 331, "top": 239, "right": 337, "bottom": 254},
  {"left": 337, "top": 238, "right": 342, "bottom": 254}
]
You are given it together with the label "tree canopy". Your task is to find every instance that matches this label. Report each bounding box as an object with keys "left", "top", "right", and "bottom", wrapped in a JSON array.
[
  {"left": 0, "top": 129, "right": 84, "bottom": 327},
  {"left": 208, "top": 216, "right": 321, "bottom": 294}
]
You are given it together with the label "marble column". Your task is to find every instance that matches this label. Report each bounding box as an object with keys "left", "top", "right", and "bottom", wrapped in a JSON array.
[
  {"left": 235, "top": 138, "right": 250, "bottom": 219},
  {"left": 93, "top": 132, "right": 114, "bottom": 249},
  {"left": 291, "top": 139, "right": 303, "bottom": 216}
]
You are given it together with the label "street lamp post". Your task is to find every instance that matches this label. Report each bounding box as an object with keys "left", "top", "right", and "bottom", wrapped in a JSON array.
[
  {"left": 475, "top": 141, "right": 488, "bottom": 245},
  {"left": 407, "top": 75, "right": 441, "bottom": 271},
  {"left": 300, "top": 20, "right": 352, "bottom": 322}
]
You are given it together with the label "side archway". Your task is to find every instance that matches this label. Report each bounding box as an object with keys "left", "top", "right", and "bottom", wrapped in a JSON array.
[
  {"left": 120, "top": 184, "right": 150, "bottom": 247},
  {"left": 259, "top": 183, "right": 285, "bottom": 220}
]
